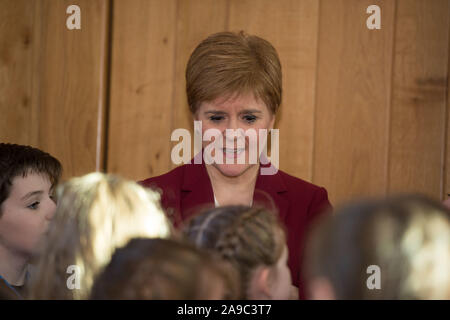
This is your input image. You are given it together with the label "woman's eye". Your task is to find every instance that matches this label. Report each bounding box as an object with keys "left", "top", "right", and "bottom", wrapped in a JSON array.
[
  {"left": 243, "top": 115, "right": 257, "bottom": 123},
  {"left": 209, "top": 116, "right": 224, "bottom": 122},
  {"left": 27, "top": 202, "right": 40, "bottom": 210}
]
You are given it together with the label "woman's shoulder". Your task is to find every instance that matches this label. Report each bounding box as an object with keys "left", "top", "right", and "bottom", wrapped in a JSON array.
[
  {"left": 276, "top": 169, "right": 328, "bottom": 195},
  {"left": 276, "top": 169, "right": 332, "bottom": 216},
  {"left": 139, "top": 164, "right": 187, "bottom": 190}
]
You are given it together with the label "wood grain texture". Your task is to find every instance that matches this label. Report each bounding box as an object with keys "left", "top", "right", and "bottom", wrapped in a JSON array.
[
  {"left": 107, "top": 0, "right": 177, "bottom": 180},
  {"left": 446, "top": 5, "right": 450, "bottom": 201},
  {"left": 3, "top": 0, "right": 450, "bottom": 202},
  {"left": 313, "top": 0, "right": 396, "bottom": 206},
  {"left": 228, "top": 0, "right": 320, "bottom": 182},
  {"left": 388, "top": 0, "right": 449, "bottom": 199},
  {"left": 0, "top": 0, "right": 109, "bottom": 180},
  {"left": 37, "top": 0, "right": 109, "bottom": 179},
  {"left": 0, "top": 0, "right": 40, "bottom": 145}
]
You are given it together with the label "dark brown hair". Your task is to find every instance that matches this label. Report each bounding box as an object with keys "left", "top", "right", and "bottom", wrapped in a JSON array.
[
  {"left": 183, "top": 205, "right": 286, "bottom": 299},
  {"left": 0, "top": 143, "right": 62, "bottom": 216},
  {"left": 90, "top": 238, "right": 239, "bottom": 300},
  {"left": 186, "top": 31, "right": 282, "bottom": 114}
]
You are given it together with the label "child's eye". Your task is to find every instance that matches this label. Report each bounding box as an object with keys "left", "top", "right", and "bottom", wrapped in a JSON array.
[
  {"left": 243, "top": 115, "right": 257, "bottom": 123},
  {"left": 209, "top": 116, "right": 224, "bottom": 122},
  {"left": 27, "top": 202, "right": 40, "bottom": 210}
]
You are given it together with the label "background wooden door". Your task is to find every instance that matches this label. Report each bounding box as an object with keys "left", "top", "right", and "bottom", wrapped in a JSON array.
[{"left": 1, "top": 0, "right": 449, "bottom": 207}]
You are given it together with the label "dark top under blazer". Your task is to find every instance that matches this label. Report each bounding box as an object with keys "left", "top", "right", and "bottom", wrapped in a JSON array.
[{"left": 140, "top": 160, "right": 331, "bottom": 299}]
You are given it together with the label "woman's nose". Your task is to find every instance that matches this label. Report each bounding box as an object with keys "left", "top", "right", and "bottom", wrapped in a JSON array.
[{"left": 226, "top": 117, "right": 239, "bottom": 131}]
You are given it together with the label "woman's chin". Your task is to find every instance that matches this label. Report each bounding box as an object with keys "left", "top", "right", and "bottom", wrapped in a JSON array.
[{"left": 214, "top": 163, "right": 254, "bottom": 177}]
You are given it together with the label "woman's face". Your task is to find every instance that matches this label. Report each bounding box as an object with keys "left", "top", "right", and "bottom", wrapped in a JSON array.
[{"left": 194, "top": 92, "right": 275, "bottom": 177}]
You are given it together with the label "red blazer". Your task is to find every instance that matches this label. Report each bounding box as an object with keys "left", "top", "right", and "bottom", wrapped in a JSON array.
[{"left": 140, "top": 160, "right": 331, "bottom": 299}]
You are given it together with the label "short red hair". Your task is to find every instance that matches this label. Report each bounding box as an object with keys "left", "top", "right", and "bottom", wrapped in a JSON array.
[{"left": 186, "top": 31, "right": 282, "bottom": 114}]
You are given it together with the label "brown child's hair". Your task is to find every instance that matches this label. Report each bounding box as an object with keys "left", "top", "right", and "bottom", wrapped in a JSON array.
[
  {"left": 304, "top": 194, "right": 450, "bottom": 299},
  {"left": 183, "top": 205, "right": 286, "bottom": 299},
  {"left": 0, "top": 143, "right": 61, "bottom": 216},
  {"left": 90, "top": 238, "right": 239, "bottom": 300}
]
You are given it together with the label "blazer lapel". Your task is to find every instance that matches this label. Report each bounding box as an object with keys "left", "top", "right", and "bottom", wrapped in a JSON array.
[
  {"left": 179, "top": 156, "right": 289, "bottom": 225},
  {"left": 254, "top": 162, "right": 290, "bottom": 223},
  {"left": 180, "top": 161, "right": 215, "bottom": 223}
]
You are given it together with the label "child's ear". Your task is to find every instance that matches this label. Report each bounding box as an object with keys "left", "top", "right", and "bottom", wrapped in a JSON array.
[
  {"left": 308, "top": 276, "right": 336, "bottom": 300},
  {"left": 249, "top": 266, "right": 272, "bottom": 299}
]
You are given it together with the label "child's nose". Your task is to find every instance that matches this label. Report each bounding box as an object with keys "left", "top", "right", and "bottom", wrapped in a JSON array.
[{"left": 45, "top": 199, "right": 57, "bottom": 220}]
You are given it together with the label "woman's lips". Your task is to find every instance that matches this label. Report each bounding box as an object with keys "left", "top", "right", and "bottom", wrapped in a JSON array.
[{"left": 223, "top": 148, "right": 245, "bottom": 159}]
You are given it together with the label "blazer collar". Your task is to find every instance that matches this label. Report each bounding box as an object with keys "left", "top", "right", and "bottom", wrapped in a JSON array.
[
  {"left": 180, "top": 154, "right": 289, "bottom": 222},
  {"left": 181, "top": 157, "right": 210, "bottom": 192},
  {"left": 180, "top": 158, "right": 215, "bottom": 222},
  {"left": 255, "top": 161, "right": 287, "bottom": 193},
  {"left": 254, "top": 161, "right": 289, "bottom": 222}
]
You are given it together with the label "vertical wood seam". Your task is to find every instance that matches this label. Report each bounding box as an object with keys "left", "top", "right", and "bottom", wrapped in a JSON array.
[
  {"left": 311, "top": 0, "right": 322, "bottom": 184},
  {"left": 31, "top": 0, "right": 41, "bottom": 146},
  {"left": 96, "top": 0, "right": 108, "bottom": 172},
  {"left": 225, "top": 0, "right": 230, "bottom": 31},
  {"left": 441, "top": 1, "right": 450, "bottom": 200},
  {"left": 385, "top": 0, "right": 398, "bottom": 195},
  {"left": 169, "top": 0, "right": 180, "bottom": 171},
  {"left": 102, "top": 0, "right": 114, "bottom": 173},
  {"left": 36, "top": 1, "right": 45, "bottom": 147}
]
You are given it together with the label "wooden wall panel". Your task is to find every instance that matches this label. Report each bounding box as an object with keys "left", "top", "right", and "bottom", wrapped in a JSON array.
[
  {"left": 169, "top": 0, "right": 229, "bottom": 170},
  {"left": 107, "top": 0, "right": 177, "bottom": 180},
  {"left": 228, "top": 0, "right": 320, "bottom": 182},
  {"left": 0, "top": 1, "right": 40, "bottom": 146},
  {"left": 313, "top": 0, "right": 395, "bottom": 206},
  {"left": 446, "top": 11, "right": 450, "bottom": 201},
  {"left": 0, "top": 0, "right": 109, "bottom": 180},
  {"left": 3, "top": 0, "right": 450, "bottom": 202},
  {"left": 388, "top": 0, "right": 449, "bottom": 199},
  {"left": 37, "top": 0, "right": 109, "bottom": 179}
]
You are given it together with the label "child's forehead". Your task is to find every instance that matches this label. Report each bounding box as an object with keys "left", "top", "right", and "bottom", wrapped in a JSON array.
[{"left": 9, "top": 172, "right": 52, "bottom": 197}]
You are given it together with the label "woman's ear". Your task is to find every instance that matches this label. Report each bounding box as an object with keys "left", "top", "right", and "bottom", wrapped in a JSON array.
[{"left": 248, "top": 266, "right": 272, "bottom": 299}]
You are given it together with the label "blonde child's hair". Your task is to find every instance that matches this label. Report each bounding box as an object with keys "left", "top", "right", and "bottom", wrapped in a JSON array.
[{"left": 27, "top": 172, "right": 171, "bottom": 299}]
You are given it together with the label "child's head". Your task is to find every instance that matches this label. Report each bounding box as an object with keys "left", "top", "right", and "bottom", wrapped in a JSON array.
[
  {"left": 27, "top": 172, "right": 172, "bottom": 299},
  {"left": 90, "top": 238, "right": 239, "bottom": 300},
  {"left": 184, "top": 205, "right": 291, "bottom": 299},
  {"left": 304, "top": 194, "right": 450, "bottom": 300},
  {"left": 0, "top": 143, "right": 61, "bottom": 260}
]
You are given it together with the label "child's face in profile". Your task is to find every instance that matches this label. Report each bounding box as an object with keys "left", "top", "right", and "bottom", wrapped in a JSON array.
[
  {"left": 269, "top": 244, "right": 292, "bottom": 300},
  {"left": 0, "top": 172, "right": 56, "bottom": 258}
]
